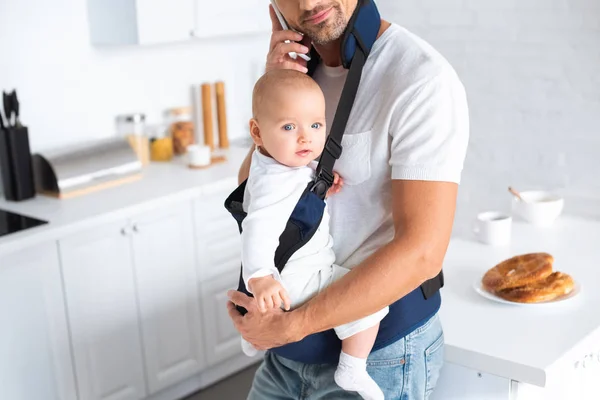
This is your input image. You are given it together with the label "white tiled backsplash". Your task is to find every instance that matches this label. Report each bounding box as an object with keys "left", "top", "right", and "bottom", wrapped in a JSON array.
[{"left": 378, "top": 0, "right": 600, "bottom": 232}]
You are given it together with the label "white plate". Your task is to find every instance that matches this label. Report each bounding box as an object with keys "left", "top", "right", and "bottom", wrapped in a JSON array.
[{"left": 473, "top": 278, "right": 581, "bottom": 306}]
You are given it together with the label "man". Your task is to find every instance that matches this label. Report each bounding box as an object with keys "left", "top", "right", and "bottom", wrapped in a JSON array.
[{"left": 227, "top": 0, "right": 469, "bottom": 398}]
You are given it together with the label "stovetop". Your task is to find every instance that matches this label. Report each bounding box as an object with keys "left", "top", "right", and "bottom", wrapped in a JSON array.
[{"left": 0, "top": 209, "right": 48, "bottom": 238}]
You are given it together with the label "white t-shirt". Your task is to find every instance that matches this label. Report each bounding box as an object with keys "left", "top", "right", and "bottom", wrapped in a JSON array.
[
  {"left": 241, "top": 150, "right": 336, "bottom": 292},
  {"left": 311, "top": 23, "right": 469, "bottom": 268}
]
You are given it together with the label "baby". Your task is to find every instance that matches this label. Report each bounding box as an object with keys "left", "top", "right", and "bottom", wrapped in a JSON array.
[{"left": 240, "top": 69, "right": 388, "bottom": 400}]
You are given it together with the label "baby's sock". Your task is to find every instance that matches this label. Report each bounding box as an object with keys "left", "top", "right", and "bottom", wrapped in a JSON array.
[
  {"left": 334, "top": 351, "right": 384, "bottom": 400},
  {"left": 241, "top": 338, "right": 258, "bottom": 357}
]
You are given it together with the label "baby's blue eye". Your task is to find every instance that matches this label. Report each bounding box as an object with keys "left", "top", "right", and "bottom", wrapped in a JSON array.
[
  {"left": 283, "top": 124, "right": 294, "bottom": 131},
  {"left": 311, "top": 123, "right": 322, "bottom": 129}
]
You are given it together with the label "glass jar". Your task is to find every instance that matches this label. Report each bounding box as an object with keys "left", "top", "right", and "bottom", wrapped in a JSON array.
[
  {"left": 148, "top": 124, "right": 173, "bottom": 162},
  {"left": 116, "top": 113, "right": 150, "bottom": 166},
  {"left": 165, "top": 107, "right": 195, "bottom": 155}
]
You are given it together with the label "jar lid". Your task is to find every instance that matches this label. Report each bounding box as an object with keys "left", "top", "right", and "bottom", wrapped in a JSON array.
[
  {"left": 116, "top": 113, "right": 146, "bottom": 123},
  {"left": 147, "top": 124, "right": 168, "bottom": 138},
  {"left": 166, "top": 107, "right": 191, "bottom": 116}
]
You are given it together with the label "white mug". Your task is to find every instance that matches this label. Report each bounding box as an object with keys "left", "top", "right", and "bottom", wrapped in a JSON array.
[
  {"left": 473, "top": 211, "right": 512, "bottom": 246},
  {"left": 187, "top": 144, "right": 211, "bottom": 167}
]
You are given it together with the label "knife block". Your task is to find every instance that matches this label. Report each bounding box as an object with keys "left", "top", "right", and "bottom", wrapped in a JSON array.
[{"left": 0, "top": 126, "right": 36, "bottom": 201}]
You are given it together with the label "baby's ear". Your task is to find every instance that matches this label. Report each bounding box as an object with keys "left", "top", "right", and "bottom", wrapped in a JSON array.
[{"left": 249, "top": 118, "right": 263, "bottom": 146}]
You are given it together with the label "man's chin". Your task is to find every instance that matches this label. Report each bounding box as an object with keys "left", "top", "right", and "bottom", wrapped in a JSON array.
[
  {"left": 301, "top": 18, "right": 347, "bottom": 45},
  {"left": 309, "top": 28, "right": 346, "bottom": 45}
]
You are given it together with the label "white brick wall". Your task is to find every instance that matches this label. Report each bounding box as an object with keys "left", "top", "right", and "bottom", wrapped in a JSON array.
[{"left": 378, "top": 0, "right": 600, "bottom": 232}]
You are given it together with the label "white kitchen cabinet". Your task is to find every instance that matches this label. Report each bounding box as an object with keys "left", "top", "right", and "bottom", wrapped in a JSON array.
[
  {"left": 194, "top": 182, "right": 246, "bottom": 366},
  {"left": 201, "top": 269, "right": 245, "bottom": 366},
  {"left": 136, "top": 0, "right": 196, "bottom": 45},
  {"left": 0, "top": 243, "right": 77, "bottom": 400},
  {"left": 194, "top": 0, "right": 270, "bottom": 39},
  {"left": 430, "top": 363, "right": 511, "bottom": 400},
  {"left": 59, "top": 221, "right": 147, "bottom": 400},
  {"left": 59, "top": 201, "right": 209, "bottom": 399},
  {"left": 87, "top": 0, "right": 270, "bottom": 46},
  {"left": 87, "top": 0, "right": 195, "bottom": 46},
  {"left": 193, "top": 183, "right": 242, "bottom": 282},
  {"left": 131, "top": 204, "right": 206, "bottom": 394}
]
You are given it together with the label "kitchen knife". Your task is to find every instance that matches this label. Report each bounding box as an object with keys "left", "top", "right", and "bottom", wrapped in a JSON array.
[
  {"left": 2, "top": 91, "right": 12, "bottom": 127},
  {"left": 11, "top": 90, "right": 21, "bottom": 128},
  {"left": 0, "top": 107, "right": 5, "bottom": 131}
]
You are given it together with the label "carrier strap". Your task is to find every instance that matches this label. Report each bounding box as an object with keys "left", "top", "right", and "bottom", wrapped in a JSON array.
[
  {"left": 311, "top": 50, "right": 365, "bottom": 198},
  {"left": 309, "top": 15, "right": 372, "bottom": 199}
]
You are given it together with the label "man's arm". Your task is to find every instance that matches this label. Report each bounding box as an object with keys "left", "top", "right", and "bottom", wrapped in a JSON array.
[
  {"left": 293, "top": 179, "right": 457, "bottom": 336},
  {"left": 290, "top": 68, "right": 467, "bottom": 337}
]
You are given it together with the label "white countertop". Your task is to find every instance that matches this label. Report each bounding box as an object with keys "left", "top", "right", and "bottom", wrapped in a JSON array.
[
  {"left": 1, "top": 148, "right": 598, "bottom": 387},
  {"left": 0, "top": 147, "right": 249, "bottom": 257},
  {"left": 440, "top": 216, "right": 600, "bottom": 387}
]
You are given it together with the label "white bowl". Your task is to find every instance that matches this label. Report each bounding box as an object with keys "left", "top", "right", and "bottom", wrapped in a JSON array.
[{"left": 511, "top": 191, "right": 564, "bottom": 227}]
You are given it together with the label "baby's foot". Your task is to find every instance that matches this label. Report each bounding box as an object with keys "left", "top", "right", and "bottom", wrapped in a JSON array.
[
  {"left": 334, "top": 352, "right": 384, "bottom": 400},
  {"left": 241, "top": 338, "right": 258, "bottom": 357}
]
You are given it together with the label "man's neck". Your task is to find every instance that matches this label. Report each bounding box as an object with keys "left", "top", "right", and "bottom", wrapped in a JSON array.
[
  {"left": 312, "top": 20, "right": 391, "bottom": 67},
  {"left": 313, "top": 40, "right": 342, "bottom": 67}
]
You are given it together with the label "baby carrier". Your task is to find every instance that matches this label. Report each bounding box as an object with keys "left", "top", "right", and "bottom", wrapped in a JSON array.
[{"left": 224, "top": 0, "right": 444, "bottom": 364}]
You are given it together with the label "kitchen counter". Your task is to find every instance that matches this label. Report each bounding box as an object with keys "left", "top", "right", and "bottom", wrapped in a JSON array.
[
  {"left": 440, "top": 217, "right": 600, "bottom": 388},
  {"left": 0, "top": 147, "right": 249, "bottom": 257}
]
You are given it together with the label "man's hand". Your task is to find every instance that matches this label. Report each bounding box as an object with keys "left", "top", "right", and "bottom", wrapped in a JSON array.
[
  {"left": 248, "top": 275, "right": 291, "bottom": 312},
  {"left": 266, "top": 5, "right": 312, "bottom": 73},
  {"left": 227, "top": 290, "right": 305, "bottom": 350},
  {"left": 326, "top": 172, "right": 343, "bottom": 198}
]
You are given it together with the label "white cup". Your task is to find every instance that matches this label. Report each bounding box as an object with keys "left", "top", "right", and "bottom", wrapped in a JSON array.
[
  {"left": 187, "top": 144, "right": 211, "bottom": 167},
  {"left": 473, "top": 211, "right": 512, "bottom": 246}
]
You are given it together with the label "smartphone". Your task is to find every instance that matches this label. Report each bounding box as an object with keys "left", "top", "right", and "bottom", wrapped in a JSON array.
[{"left": 269, "top": 0, "right": 311, "bottom": 62}]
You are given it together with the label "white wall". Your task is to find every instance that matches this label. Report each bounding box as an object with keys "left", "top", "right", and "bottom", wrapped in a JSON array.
[
  {"left": 0, "top": 0, "right": 269, "bottom": 151},
  {"left": 378, "top": 0, "right": 600, "bottom": 228},
  {"left": 1, "top": 0, "right": 599, "bottom": 224}
]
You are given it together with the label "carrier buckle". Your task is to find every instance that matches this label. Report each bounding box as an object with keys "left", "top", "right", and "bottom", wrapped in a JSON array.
[
  {"left": 324, "top": 137, "right": 342, "bottom": 160},
  {"left": 310, "top": 169, "right": 334, "bottom": 198}
]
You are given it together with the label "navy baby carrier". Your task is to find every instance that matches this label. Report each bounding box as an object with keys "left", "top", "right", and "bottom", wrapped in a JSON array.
[{"left": 224, "top": 0, "right": 444, "bottom": 364}]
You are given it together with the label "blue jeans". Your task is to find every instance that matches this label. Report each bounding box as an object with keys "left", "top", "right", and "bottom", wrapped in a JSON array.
[{"left": 247, "top": 313, "right": 444, "bottom": 400}]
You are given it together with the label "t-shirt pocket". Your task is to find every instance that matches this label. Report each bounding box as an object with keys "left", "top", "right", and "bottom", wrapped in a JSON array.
[{"left": 335, "top": 130, "right": 372, "bottom": 186}]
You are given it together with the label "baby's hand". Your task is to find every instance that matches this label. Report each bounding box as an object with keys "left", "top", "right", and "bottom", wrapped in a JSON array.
[
  {"left": 326, "top": 172, "right": 344, "bottom": 198},
  {"left": 248, "top": 275, "right": 291, "bottom": 313}
]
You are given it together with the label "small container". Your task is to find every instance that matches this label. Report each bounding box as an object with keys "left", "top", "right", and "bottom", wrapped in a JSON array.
[
  {"left": 473, "top": 211, "right": 512, "bottom": 246},
  {"left": 148, "top": 125, "right": 173, "bottom": 162},
  {"left": 511, "top": 191, "right": 564, "bottom": 227},
  {"left": 116, "top": 113, "right": 150, "bottom": 165},
  {"left": 165, "top": 107, "right": 195, "bottom": 155},
  {"left": 187, "top": 144, "right": 211, "bottom": 168}
]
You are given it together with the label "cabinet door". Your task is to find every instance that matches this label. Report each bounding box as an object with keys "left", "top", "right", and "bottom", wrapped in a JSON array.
[
  {"left": 193, "top": 182, "right": 242, "bottom": 282},
  {"left": 135, "top": 0, "right": 195, "bottom": 44},
  {"left": 0, "top": 243, "right": 77, "bottom": 400},
  {"left": 431, "top": 362, "right": 511, "bottom": 400},
  {"left": 200, "top": 269, "right": 243, "bottom": 366},
  {"left": 59, "top": 222, "right": 147, "bottom": 400},
  {"left": 131, "top": 203, "right": 205, "bottom": 393},
  {"left": 195, "top": 0, "right": 270, "bottom": 39}
]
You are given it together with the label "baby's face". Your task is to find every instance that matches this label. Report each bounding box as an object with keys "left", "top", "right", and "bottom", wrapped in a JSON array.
[{"left": 254, "top": 86, "right": 326, "bottom": 168}]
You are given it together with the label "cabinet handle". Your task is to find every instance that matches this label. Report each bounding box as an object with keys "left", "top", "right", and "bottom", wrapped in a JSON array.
[
  {"left": 120, "top": 227, "right": 129, "bottom": 236},
  {"left": 189, "top": 29, "right": 195, "bottom": 37},
  {"left": 132, "top": 224, "right": 139, "bottom": 233}
]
